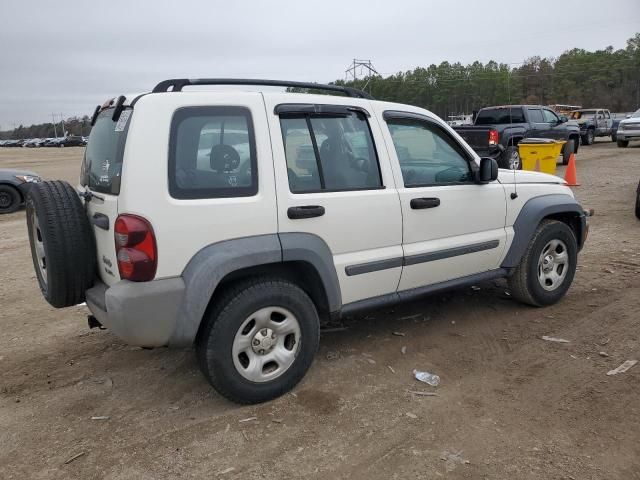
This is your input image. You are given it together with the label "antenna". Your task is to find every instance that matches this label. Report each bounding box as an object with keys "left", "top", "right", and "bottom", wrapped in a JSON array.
[{"left": 508, "top": 69, "right": 518, "bottom": 200}]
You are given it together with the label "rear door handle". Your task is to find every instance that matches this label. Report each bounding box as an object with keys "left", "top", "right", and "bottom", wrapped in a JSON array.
[
  {"left": 287, "top": 205, "right": 325, "bottom": 219},
  {"left": 410, "top": 197, "right": 440, "bottom": 209}
]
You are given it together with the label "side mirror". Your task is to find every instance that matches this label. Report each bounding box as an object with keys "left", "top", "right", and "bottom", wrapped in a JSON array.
[
  {"left": 478, "top": 157, "right": 499, "bottom": 183},
  {"left": 559, "top": 115, "right": 568, "bottom": 123}
]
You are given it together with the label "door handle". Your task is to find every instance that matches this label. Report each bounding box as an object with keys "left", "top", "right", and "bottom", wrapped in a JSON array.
[
  {"left": 410, "top": 197, "right": 440, "bottom": 209},
  {"left": 287, "top": 205, "right": 325, "bottom": 219}
]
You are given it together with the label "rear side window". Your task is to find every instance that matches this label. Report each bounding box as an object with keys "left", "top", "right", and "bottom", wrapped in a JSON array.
[
  {"left": 475, "top": 108, "right": 525, "bottom": 124},
  {"left": 279, "top": 111, "right": 382, "bottom": 193},
  {"left": 82, "top": 109, "right": 131, "bottom": 195},
  {"left": 168, "top": 106, "right": 257, "bottom": 199},
  {"left": 528, "top": 109, "right": 544, "bottom": 123}
]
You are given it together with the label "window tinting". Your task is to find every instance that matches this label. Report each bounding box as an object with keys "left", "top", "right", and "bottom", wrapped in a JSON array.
[
  {"left": 528, "top": 109, "right": 544, "bottom": 123},
  {"left": 279, "top": 111, "right": 382, "bottom": 192},
  {"left": 542, "top": 109, "right": 559, "bottom": 123},
  {"left": 475, "top": 108, "right": 525, "bottom": 124},
  {"left": 387, "top": 118, "right": 473, "bottom": 186},
  {"left": 168, "top": 106, "right": 257, "bottom": 199}
]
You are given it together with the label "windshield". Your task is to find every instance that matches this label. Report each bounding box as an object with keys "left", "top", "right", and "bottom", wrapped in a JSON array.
[
  {"left": 569, "top": 110, "right": 596, "bottom": 120},
  {"left": 475, "top": 107, "right": 525, "bottom": 125},
  {"left": 82, "top": 108, "right": 131, "bottom": 195}
]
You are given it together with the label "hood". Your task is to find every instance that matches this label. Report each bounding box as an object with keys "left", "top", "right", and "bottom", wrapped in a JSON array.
[
  {"left": 619, "top": 117, "right": 640, "bottom": 126},
  {"left": 498, "top": 169, "right": 566, "bottom": 185},
  {"left": 0, "top": 168, "right": 39, "bottom": 179}
]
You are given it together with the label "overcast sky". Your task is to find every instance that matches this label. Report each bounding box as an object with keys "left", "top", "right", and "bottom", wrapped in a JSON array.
[{"left": 1, "top": 0, "right": 638, "bottom": 128}]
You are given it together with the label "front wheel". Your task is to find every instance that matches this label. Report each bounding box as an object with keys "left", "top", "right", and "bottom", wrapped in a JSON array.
[
  {"left": 617, "top": 139, "right": 629, "bottom": 148},
  {"left": 499, "top": 146, "right": 521, "bottom": 170},
  {"left": 583, "top": 129, "right": 595, "bottom": 145},
  {"left": 0, "top": 184, "right": 21, "bottom": 214},
  {"left": 196, "top": 278, "right": 320, "bottom": 404},
  {"left": 508, "top": 220, "right": 578, "bottom": 307}
]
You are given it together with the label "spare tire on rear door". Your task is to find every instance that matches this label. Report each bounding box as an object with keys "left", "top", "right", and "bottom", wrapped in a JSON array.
[{"left": 26, "top": 180, "right": 96, "bottom": 308}]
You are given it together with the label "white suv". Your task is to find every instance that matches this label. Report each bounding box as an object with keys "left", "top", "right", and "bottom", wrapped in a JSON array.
[{"left": 26, "top": 79, "right": 589, "bottom": 404}]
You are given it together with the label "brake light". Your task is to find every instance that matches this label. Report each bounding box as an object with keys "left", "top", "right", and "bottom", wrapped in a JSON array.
[
  {"left": 114, "top": 214, "right": 157, "bottom": 281},
  {"left": 488, "top": 130, "right": 499, "bottom": 146}
]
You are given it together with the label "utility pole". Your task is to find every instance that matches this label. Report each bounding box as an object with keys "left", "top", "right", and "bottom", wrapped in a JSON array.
[
  {"left": 52, "top": 113, "right": 58, "bottom": 138},
  {"left": 345, "top": 58, "right": 379, "bottom": 93},
  {"left": 59, "top": 113, "right": 66, "bottom": 137}
]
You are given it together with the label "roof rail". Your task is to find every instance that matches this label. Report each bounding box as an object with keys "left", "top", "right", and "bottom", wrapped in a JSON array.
[{"left": 151, "top": 78, "right": 374, "bottom": 99}]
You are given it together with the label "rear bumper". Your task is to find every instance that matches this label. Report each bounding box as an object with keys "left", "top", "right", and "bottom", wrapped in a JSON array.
[{"left": 86, "top": 277, "right": 186, "bottom": 347}]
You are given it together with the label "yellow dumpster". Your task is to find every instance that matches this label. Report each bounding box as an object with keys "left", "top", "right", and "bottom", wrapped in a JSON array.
[{"left": 518, "top": 139, "right": 566, "bottom": 175}]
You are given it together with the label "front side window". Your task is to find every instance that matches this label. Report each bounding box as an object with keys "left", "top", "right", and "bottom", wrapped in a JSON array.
[
  {"left": 528, "top": 109, "right": 544, "bottom": 123},
  {"left": 542, "top": 109, "right": 559, "bottom": 123},
  {"left": 386, "top": 118, "right": 473, "bottom": 186},
  {"left": 168, "top": 106, "right": 257, "bottom": 199},
  {"left": 279, "top": 111, "right": 382, "bottom": 193}
]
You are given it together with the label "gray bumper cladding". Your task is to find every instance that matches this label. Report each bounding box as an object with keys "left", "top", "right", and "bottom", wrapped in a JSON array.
[{"left": 86, "top": 277, "right": 186, "bottom": 347}]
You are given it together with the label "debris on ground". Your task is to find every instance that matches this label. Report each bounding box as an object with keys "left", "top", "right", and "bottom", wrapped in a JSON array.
[
  {"left": 326, "top": 350, "right": 340, "bottom": 361},
  {"left": 407, "top": 390, "right": 438, "bottom": 397},
  {"left": 541, "top": 335, "right": 570, "bottom": 343},
  {"left": 218, "top": 467, "right": 235, "bottom": 475},
  {"left": 64, "top": 452, "right": 86, "bottom": 465},
  {"left": 388, "top": 365, "right": 395, "bottom": 374},
  {"left": 405, "top": 412, "right": 417, "bottom": 419},
  {"left": 392, "top": 331, "right": 406, "bottom": 337},
  {"left": 320, "top": 326, "right": 348, "bottom": 333},
  {"left": 90, "top": 416, "right": 109, "bottom": 421},
  {"left": 471, "top": 286, "right": 481, "bottom": 291},
  {"left": 401, "top": 346, "right": 407, "bottom": 355},
  {"left": 441, "top": 450, "right": 470, "bottom": 472},
  {"left": 413, "top": 369, "right": 440, "bottom": 386},
  {"left": 271, "top": 418, "right": 284, "bottom": 424},
  {"left": 606, "top": 360, "right": 638, "bottom": 376},
  {"left": 598, "top": 351, "right": 610, "bottom": 357},
  {"left": 239, "top": 416, "right": 258, "bottom": 423},
  {"left": 399, "top": 313, "right": 422, "bottom": 321}
]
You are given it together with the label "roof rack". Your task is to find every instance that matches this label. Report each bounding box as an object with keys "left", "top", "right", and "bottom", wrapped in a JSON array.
[{"left": 151, "top": 78, "right": 374, "bottom": 99}]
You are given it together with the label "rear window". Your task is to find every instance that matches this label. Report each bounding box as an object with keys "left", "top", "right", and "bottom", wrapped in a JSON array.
[
  {"left": 475, "top": 108, "right": 525, "bottom": 125},
  {"left": 82, "top": 109, "right": 131, "bottom": 195},
  {"left": 168, "top": 106, "right": 257, "bottom": 199}
]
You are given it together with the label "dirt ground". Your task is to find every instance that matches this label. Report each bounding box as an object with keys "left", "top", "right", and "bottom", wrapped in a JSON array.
[{"left": 1, "top": 141, "right": 639, "bottom": 479}]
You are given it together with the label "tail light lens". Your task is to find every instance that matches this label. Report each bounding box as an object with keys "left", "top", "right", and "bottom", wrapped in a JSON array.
[
  {"left": 114, "top": 214, "right": 157, "bottom": 281},
  {"left": 488, "top": 129, "right": 499, "bottom": 146}
]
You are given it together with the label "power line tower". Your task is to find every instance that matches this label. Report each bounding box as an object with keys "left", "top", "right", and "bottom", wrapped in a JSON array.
[{"left": 345, "top": 59, "right": 379, "bottom": 93}]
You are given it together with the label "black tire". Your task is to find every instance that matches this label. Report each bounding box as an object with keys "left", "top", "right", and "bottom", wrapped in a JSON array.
[
  {"left": 635, "top": 181, "right": 640, "bottom": 220},
  {"left": 499, "top": 145, "right": 521, "bottom": 170},
  {"left": 617, "top": 139, "right": 629, "bottom": 148},
  {"left": 0, "top": 184, "right": 21, "bottom": 214},
  {"left": 26, "top": 181, "right": 96, "bottom": 308},
  {"left": 196, "top": 277, "right": 320, "bottom": 404},
  {"left": 508, "top": 220, "right": 578, "bottom": 307},
  {"left": 562, "top": 139, "right": 575, "bottom": 165},
  {"left": 583, "top": 129, "right": 594, "bottom": 145},
  {"left": 611, "top": 133, "right": 617, "bottom": 142}
]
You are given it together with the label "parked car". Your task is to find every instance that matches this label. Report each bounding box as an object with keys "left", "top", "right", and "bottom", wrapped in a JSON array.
[
  {"left": 454, "top": 105, "right": 581, "bottom": 169},
  {"left": 616, "top": 108, "right": 640, "bottom": 148},
  {"left": 25, "top": 79, "right": 589, "bottom": 404},
  {"left": 23, "top": 138, "right": 44, "bottom": 148},
  {"left": 0, "top": 169, "right": 41, "bottom": 214},
  {"left": 568, "top": 108, "right": 615, "bottom": 145},
  {"left": 57, "top": 135, "right": 86, "bottom": 147}
]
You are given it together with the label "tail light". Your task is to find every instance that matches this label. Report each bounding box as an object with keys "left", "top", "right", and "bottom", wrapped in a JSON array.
[
  {"left": 488, "top": 129, "right": 499, "bottom": 146},
  {"left": 114, "top": 214, "right": 157, "bottom": 281}
]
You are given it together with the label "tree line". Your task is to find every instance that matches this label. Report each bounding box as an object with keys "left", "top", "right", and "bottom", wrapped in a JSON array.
[{"left": 0, "top": 116, "right": 91, "bottom": 140}]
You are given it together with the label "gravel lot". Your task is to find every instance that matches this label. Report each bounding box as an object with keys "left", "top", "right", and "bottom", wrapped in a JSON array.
[{"left": 1, "top": 141, "right": 639, "bottom": 479}]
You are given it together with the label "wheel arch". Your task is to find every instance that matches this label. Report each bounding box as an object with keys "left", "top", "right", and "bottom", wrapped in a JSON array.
[
  {"left": 170, "top": 233, "right": 340, "bottom": 347},
  {"left": 501, "top": 194, "right": 586, "bottom": 269}
]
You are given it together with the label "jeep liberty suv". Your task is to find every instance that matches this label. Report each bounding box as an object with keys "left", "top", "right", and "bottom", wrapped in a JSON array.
[{"left": 26, "top": 79, "right": 589, "bottom": 404}]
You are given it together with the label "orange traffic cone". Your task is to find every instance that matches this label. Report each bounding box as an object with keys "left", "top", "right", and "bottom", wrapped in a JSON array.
[{"left": 564, "top": 153, "right": 579, "bottom": 186}]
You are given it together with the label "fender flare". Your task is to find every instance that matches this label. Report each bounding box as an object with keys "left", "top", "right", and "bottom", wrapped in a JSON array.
[
  {"left": 169, "top": 233, "right": 340, "bottom": 346},
  {"left": 501, "top": 194, "right": 585, "bottom": 269}
]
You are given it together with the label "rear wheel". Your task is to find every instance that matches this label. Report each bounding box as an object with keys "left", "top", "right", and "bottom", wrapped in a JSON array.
[
  {"left": 0, "top": 184, "right": 21, "bottom": 214},
  {"left": 583, "top": 129, "right": 595, "bottom": 145},
  {"left": 617, "top": 139, "right": 629, "bottom": 148},
  {"left": 562, "top": 139, "right": 575, "bottom": 165},
  {"left": 196, "top": 278, "right": 320, "bottom": 404},
  {"left": 499, "top": 146, "right": 521, "bottom": 170},
  {"left": 508, "top": 220, "right": 577, "bottom": 307},
  {"left": 26, "top": 181, "right": 95, "bottom": 307}
]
